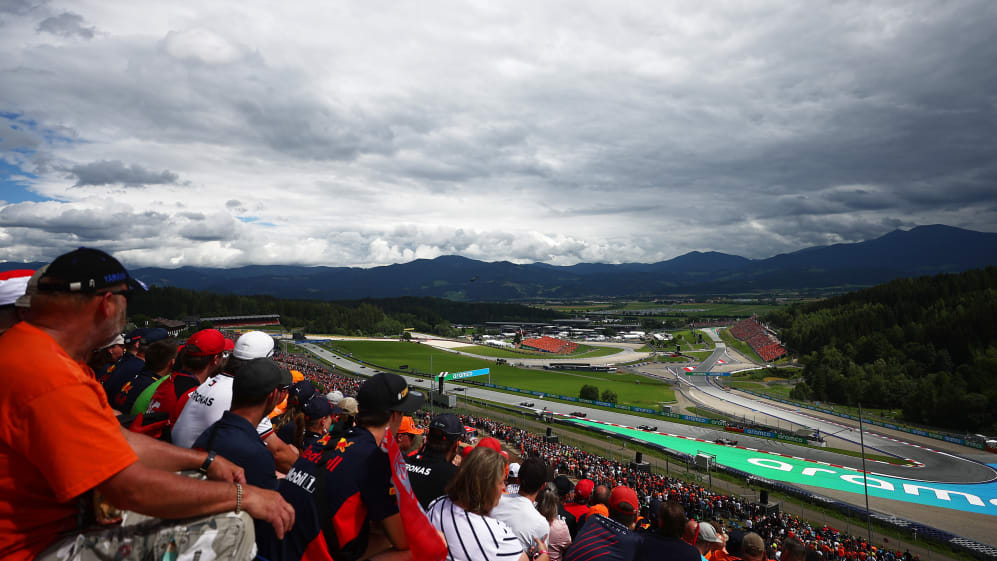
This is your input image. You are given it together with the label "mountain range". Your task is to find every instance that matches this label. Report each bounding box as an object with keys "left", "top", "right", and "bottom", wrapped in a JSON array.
[{"left": 5, "top": 225, "right": 997, "bottom": 301}]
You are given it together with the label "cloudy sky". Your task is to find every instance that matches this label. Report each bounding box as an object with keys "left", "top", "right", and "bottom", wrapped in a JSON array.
[{"left": 2, "top": 1, "right": 996, "bottom": 268}]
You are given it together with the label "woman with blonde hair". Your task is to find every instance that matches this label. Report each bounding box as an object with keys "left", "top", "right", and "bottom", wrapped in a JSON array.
[{"left": 427, "top": 447, "right": 548, "bottom": 561}]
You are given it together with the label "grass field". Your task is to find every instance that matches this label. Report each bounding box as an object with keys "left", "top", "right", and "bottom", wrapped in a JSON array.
[
  {"left": 443, "top": 344, "right": 623, "bottom": 359},
  {"left": 321, "top": 340, "right": 674, "bottom": 408}
]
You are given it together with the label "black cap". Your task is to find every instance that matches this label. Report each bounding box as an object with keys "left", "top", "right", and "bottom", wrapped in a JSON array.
[
  {"left": 140, "top": 328, "right": 169, "bottom": 345},
  {"left": 303, "top": 395, "right": 333, "bottom": 420},
  {"left": 124, "top": 328, "right": 149, "bottom": 345},
  {"left": 554, "top": 475, "right": 574, "bottom": 496},
  {"left": 232, "top": 358, "right": 292, "bottom": 402},
  {"left": 290, "top": 380, "right": 317, "bottom": 405},
  {"left": 37, "top": 248, "right": 147, "bottom": 294},
  {"left": 357, "top": 372, "right": 424, "bottom": 413},
  {"left": 428, "top": 413, "right": 463, "bottom": 438}
]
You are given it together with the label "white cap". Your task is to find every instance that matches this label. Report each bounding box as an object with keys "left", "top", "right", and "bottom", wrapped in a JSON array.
[
  {"left": 102, "top": 334, "right": 126, "bottom": 348},
  {"left": 233, "top": 331, "right": 275, "bottom": 360},
  {"left": 326, "top": 390, "right": 344, "bottom": 405},
  {"left": 508, "top": 462, "right": 521, "bottom": 478}
]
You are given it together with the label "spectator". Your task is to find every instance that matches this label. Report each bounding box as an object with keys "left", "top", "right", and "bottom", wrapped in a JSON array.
[
  {"left": 297, "top": 395, "right": 334, "bottom": 449},
  {"left": 780, "top": 537, "right": 808, "bottom": 561},
  {"left": 258, "top": 372, "right": 424, "bottom": 561},
  {"left": 507, "top": 462, "right": 522, "bottom": 494},
  {"left": 88, "top": 333, "right": 125, "bottom": 380},
  {"left": 684, "top": 519, "right": 700, "bottom": 546},
  {"left": 695, "top": 522, "right": 725, "bottom": 561},
  {"left": 638, "top": 500, "right": 702, "bottom": 561},
  {"left": 0, "top": 247, "right": 293, "bottom": 561},
  {"left": 578, "top": 484, "right": 611, "bottom": 529},
  {"left": 565, "top": 485, "right": 643, "bottom": 561},
  {"left": 274, "top": 379, "right": 317, "bottom": 446},
  {"left": 0, "top": 269, "right": 32, "bottom": 335},
  {"left": 536, "top": 486, "right": 572, "bottom": 561},
  {"left": 742, "top": 532, "right": 766, "bottom": 561},
  {"left": 101, "top": 328, "right": 150, "bottom": 408},
  {"left": 552, "top": 475, "right": 578, "bottom": 538},
  {"left": 396, "top": 415, "right": 424, "bottom": 457},
  {"left": 492, "top": 457, "right": 551, "bottom": 552},
  {"left": 427, "top": 447, "right": 543, "bottom": 561},
  {"left": 193, "top": 357, "right": 291, "bottom": 490},
  {"left": 171, "top": 332, "right": 295, "bottom": 467},
  {"left": 563, "top": 478, "right": 593, "bottom": 524},
  {"left": 405, "top": 413, "right": 462, "bottom": 509},
  {"left": 116, "top": 331, "right": 178, "bottom": 415},
  {"left": 147, "top": 328, "right": 228, "bottom": 421}
]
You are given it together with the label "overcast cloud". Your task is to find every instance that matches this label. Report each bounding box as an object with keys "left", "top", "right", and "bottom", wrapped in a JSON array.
[{"left": 1, "top": 1, "right": 995, "bottom": 268}]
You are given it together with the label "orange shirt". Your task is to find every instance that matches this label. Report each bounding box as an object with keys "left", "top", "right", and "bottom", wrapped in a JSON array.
[{"left": 0, "top": 322, "right": 138, "bottom": 561}]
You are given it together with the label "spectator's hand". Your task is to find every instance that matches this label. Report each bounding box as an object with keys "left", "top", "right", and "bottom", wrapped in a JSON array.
[
  {"left": 207, "top": 455, "right": 247, "bottom": 484},
  {"left": 243, "top": 485, "right": 296, "bottom": 538}
]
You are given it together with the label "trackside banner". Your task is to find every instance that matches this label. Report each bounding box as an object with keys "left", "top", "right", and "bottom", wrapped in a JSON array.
[{"left": 440, "top": 368, "right": 490, "bottom": 381}]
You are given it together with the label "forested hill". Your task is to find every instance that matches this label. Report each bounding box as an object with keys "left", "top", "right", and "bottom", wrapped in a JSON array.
[
  {"left": 128, "top": 287, "right": 560, "bottom": 336},
  {"left": 766, "top": 267, "right": 997, "bottom": 433}
]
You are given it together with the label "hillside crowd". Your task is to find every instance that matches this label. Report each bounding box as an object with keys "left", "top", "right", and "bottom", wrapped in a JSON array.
[{"left": 0, "top": 249, "right": 923, "bottom": 561}]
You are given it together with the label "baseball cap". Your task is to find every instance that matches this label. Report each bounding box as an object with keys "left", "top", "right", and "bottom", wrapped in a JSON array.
[
  {"left": 508, "top": 462, "right": 521, "bottom": 478},
  {"left": 575, "top": 478, "right": 594, "bottom": 501},
  {"left": 0, "top": 270, "right": 34, "bottom": 307},
  {"left": 338, "top": 397, "right": 358, "bottom": 415},
  {"left": 554, "top": 475, "right": 574, "bottom": 496},
  {"left": 101, "top": 334, "right": 125, "bottom": 348},
  {"left": 233, "top": 331, "right": 275, "bottom": 360},
  {"left": 303, "top": 396, "right": 333, "bottom": 420},
  {"left": 185, "top": 329, "right": 226, "bottom": 356},
  {"left": 697, "top": 522, "right": 723, "bottom": 544},
  {"left": 326, "top": 390, "right": 344, "bottom": 405},
  {"left": 141, "top": 328, "right": 169, "bottom": 345},
  {"left": 428, "top": 413, "right": 463, "bottom": 437},
  {"left": 610, "top": 485, "right": 639, "bottom": 515},
  {"left": 36, "top": 248, "right": 146, "bottom": 294},
  {"left": 232, "top": 358, "right": 292, "bottom": 402},
  {"left": 356, "top": 372, "right": 424, "bottom": 413},
  {"left": 224, "top": 338, "right": 235, "bottom": 352},
  {"left": 399, "top": 416, "right": 424, "bottom": 435},
  {"left": 14, "top": 265, "right": 48, "bottom": 308},
  {"left": 290, "top": 380, "right": 317, "bottom": 405},
  {"left": 475, "top": 436, "right": 509, "bottom": 459},
  {"left": 124, "top": 328, "right": 148, "bottom": 345}
]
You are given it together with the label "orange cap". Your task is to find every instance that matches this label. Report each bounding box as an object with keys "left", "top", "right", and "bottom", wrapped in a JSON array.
[{"left": 399, "top": 416, "right": 425, "bottom": 435}]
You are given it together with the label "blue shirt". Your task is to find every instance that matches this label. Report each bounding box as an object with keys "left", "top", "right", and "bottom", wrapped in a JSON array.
[
  {"left": 192, "top": 411, "right": 276, "bottom": 491},
  {"left": 102, "top": 353, "right": 144, "bottom": 407},
  {"left": 565, "top": 514, "right": 643, "bottom": 561},
  {"left": 256, "top": 426, "right": 399, "bottom": 561}
]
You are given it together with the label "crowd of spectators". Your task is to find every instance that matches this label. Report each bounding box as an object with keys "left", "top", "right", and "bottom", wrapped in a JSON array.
[
  {"left": 521, "top": 336, "right": 580, "bottom": 354},
  {"left": 0, "top": 247, "right": 923, "bottom": 561},
  {"left": 729, "top": 318, "right": 787, "bottom": 361}
]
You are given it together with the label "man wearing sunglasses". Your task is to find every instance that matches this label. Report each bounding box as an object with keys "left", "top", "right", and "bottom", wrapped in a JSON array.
[{"left": 0, "top": 248, "right": 294, "bottom": 561}]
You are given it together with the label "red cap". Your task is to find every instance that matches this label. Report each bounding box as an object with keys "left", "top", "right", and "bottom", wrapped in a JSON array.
[
  {"left": 476, "top": 437, "right": 509, "bottom": 459},
  {"left": 224, "top": 338, "right": 235, "bottom": 351},
  {"left": 575, "top": 478, "right": 594, "bottom": 500},
  {"left": 185, "top": 329, "right": 226, "bottom": 356},
  {"left": 610, "top": 485, "right": 639, "bottom": 515}
]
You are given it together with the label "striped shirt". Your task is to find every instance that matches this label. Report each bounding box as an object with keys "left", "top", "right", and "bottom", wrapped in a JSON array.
[{"left": 427, "top": 496, "right": 524, "bottom": 561}]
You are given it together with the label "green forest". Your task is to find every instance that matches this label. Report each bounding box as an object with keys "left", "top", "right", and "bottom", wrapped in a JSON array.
[
  {"left": 128, "top": 287, "right": 560, "bottom": 337},
  {"left": 766, "top": 267, "right": 997, "bottom": 433}
]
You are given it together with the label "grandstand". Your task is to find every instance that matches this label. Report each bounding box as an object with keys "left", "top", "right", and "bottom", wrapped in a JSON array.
[
  {"left": 519, "top": 335, "right": 579, "bottom": 354},
  {"left": 730, "top": 317, "right": 787, "bottom": 361}
]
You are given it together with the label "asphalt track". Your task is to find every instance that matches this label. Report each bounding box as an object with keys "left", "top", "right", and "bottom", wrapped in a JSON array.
[{"left": 298, "top": 342, "right": 997, "bottom": 521}]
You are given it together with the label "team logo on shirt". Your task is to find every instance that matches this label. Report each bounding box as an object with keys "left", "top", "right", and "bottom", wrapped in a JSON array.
[{"left": 334, "top": 438, "right": 354, "bottom": 453}]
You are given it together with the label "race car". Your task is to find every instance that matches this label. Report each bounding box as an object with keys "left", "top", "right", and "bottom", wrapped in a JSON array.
[
  {"left": 638, "top": 424, "right": 657, "bottom": 431},
  {"left": 569, "top": 411, "right": 587, "bottom": 418}
]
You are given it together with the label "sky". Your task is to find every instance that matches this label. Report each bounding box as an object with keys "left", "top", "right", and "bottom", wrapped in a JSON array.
[{"left": 1, "top": 1, "right": 996, "bottom": 268}]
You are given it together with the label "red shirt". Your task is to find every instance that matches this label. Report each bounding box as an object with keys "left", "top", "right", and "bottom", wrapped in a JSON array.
[{"left": 0, "top": 323, "right": 138, "bottom": 561}]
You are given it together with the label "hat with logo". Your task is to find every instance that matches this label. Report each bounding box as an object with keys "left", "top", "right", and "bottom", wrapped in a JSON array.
[
  {"left": 697, "top": 522, "right": 723, "bottom": 544},
  {"left": 0, "top": 270, "right": 34, "bottom": 307},
  {"left": 553, "top": 475, "right": 574, "bottom": 496},
  {"left": 185, "top": 329, "right": 226, "bottom": 356},
  {"left": 399, "top": 416, "right": 424, "bottom": 435},
  {"left": 289, "top": 380, "right": 317, "bottom": 406},
  {"left": 36, "top": 248, "right": 146, "bottom": 294},
  {"left": 232, "top": 358, "right": 292, "bottom": 402},
  {"left": 610, "top": 485, "right": 639, "bottom": 515},
  {"left": 428, "top": 413, "right": 463, "bottom": 438},
  {"left": 124, "top": 327, "right": 148, "bottom": 345},
  {"left": 303, "top": 395, "right": 333, "bottom": 420},
  {"left": 356, "top": 372, "right": 424, "bottom": 413},
  {"left": 233, "top": 331, "right": 274, "bottom": 360},
  {"left": 508, "top": 462, "right": 521, "bottom": 479},
  {"left": 574, "top": 478, "right": 595, "bottom": 501}
]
